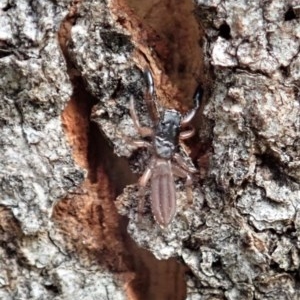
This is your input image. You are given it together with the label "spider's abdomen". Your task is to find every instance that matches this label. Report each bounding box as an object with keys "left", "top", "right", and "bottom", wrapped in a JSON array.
[{"left": 151, "top": 159, "right": 176, "bottom": 227}]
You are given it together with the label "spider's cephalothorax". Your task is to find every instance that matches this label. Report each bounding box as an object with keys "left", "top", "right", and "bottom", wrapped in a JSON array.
[
  {"left": 154, "top": 109, "right": 181, "bottom": 159},
  {"left": 129, "top": 69, "right": 203, "bottom": 227}
]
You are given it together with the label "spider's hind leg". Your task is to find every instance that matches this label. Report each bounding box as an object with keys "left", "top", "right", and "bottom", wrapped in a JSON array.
[
  {"left": 136, "top": 159, "right": 154, "bottom": 222},
  {"left": 172, "top": 153, "right": 198, "bottom": 205}
]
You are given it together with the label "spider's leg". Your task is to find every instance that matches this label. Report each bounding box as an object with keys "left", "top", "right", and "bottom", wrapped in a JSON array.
[
  {"left": 130, "top": 96, "right": 153, "bottom": 137},
  {"left": 171, "top": 163, "right": 193, "bottom": 205},
  {"left": 172, "top": 153, "right": 197, "bottom": 205},
  {"left": 144, "top": 68, "right": 160, "bottom": 123},
  {"left": 130, "top": 140, "right": 152, "bottom": 149},
  {"left": 137, "top": 159, "right": 155, "bottom": 221},
  {"left": 173, "top": 153, "right": 197, "bottom": 174},
  {"left": 181, "top": 85, "right": 203, "bottom": 126},
  {"left": 179, "top": 127, "right": 195, "bottom": 140}
]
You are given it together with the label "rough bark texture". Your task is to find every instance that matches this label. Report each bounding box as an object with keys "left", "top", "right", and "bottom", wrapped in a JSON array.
[{"left": 0, "top": 0, "right": 299, "bottom": 300}]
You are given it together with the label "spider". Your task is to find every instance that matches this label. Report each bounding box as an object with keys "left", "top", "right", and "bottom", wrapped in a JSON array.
[{"left": 129, "top": 69, "right": 203, "bottom": 227}]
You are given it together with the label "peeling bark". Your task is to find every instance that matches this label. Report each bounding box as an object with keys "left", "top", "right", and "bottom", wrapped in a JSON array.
[{"left": 0, "top": 0, "right": 299, "bottom": 300}]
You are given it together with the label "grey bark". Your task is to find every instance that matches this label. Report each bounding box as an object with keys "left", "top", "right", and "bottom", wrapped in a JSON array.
[
  {"left": 0, "top": 1, "right": 128, "bottom": 299},
  {"left": 0, "top": 0, "right": 299, "bottom": 300}
]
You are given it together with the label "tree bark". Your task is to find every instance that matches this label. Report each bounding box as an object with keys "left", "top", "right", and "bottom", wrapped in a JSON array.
[{"left": 0, "top": 0, "right": 299, "bottom": 299}]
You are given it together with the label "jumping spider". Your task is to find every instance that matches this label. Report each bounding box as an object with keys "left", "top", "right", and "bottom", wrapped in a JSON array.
[{"left": 129, "top": 69, "right": 203, "bottom": 227}]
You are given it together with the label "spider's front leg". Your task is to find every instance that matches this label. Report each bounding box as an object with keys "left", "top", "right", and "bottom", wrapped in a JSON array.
[
  {"left": 181, "top": 85, "right": 203, "bottom": 126},
  {"left": 144, "top": 68, "right": 160, "bottom": 123},
  {"left": 178, "top": 85, "right": 203, "bottom": 141},
  {"left": 179, "top": 127, "right": 195, "bottom": 140},
  {"left": 129, "top": 97, "right": 153, "bottom": 137}
]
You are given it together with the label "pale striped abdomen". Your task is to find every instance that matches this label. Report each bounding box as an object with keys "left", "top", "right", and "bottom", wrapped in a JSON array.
[{"left": 151, "top": 159, "right": 176, "bottom": 227}]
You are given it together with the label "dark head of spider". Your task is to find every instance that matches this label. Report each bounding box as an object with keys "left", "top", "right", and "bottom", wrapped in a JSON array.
[{"left": 154, "top": 109, "right": 181, "bottom": 159}]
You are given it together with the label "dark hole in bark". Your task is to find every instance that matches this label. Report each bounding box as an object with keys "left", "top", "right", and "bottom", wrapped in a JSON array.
[
  {"left": 44, "top": 284, "right": 60, "bottom": 295},
  {"left": 284, "top": 7, "right": 296, "bottom": 21},
  {"left": 100, "top": 31, "right": 134, "bottom": 53},
  {"left": 258, "top": 153, "right": 287, "bottom": 186},
  {"left": 0, "top": 49, "right": 13, "bottom": 59},
  {"left": 2, "top": 3, "right": 15, "bottom": 11},
  {"left": 279, "top": 65, "right": 289, "bottom": 77},
  {"left": 218, "top": 22, "right": 231, "bottom": 39}
]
